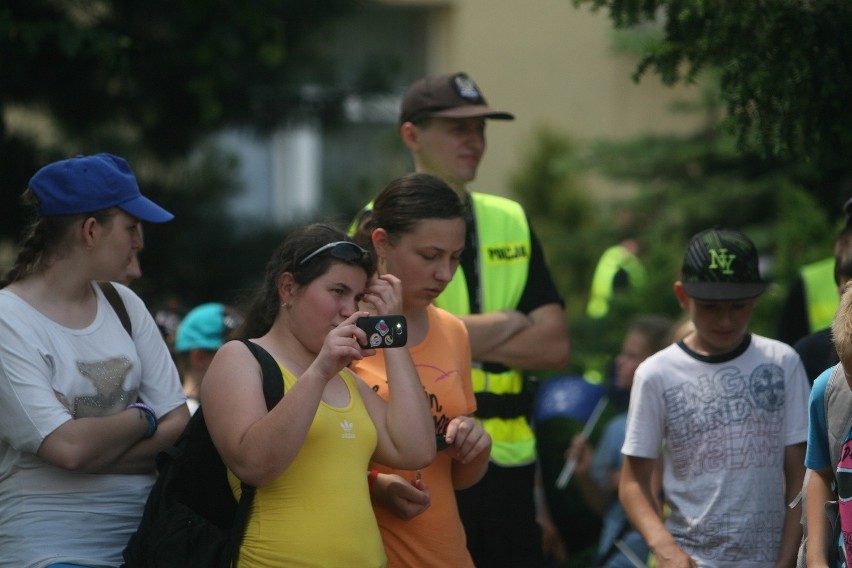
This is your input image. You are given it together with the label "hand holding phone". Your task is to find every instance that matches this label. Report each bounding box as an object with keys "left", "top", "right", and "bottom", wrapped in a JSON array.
[{"left": 356, "top": 315, "right": 407, "bottom": 348}]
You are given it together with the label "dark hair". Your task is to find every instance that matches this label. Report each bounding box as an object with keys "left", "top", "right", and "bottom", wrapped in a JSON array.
[
  {"left": 355, "top": 173, "right": 466, "bottom": 248},
  {"left": 628, "top": 314, "right": 674, "bottom": 354},
  {"left": 835, "top": 226, "right": 852, "bottom": 284},
  {"left": 240, "top": 223, "right": 375, "bottom": 338},
  {"left": 1, "top": 189, "right": 116, "bottom": 287}
]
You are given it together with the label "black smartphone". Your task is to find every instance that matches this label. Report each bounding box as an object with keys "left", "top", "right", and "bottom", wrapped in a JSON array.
[{"left": 356, "top": 315, "right": 407, "bottom": 348}]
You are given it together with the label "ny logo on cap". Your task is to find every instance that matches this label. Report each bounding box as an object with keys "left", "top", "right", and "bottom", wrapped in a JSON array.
[
  {"left": 708, "top": 248, "right": 736, "bottom": 275},
  {"left": 453, "top": 74, "right": 483, "bottom": 102}
]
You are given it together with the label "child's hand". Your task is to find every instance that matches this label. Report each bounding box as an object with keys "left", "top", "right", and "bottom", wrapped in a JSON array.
[
  {"left": 372, "top": 472, "right": 431, "bottom": 520},
  {"left": 444, "top": 416, "right": 491, "bottom": 464},
  {"left": 312, "top": 312, "right": 375, "bottom": 378},
  {"left": 565, "top": 434, "right": 593, "bottom": 476}
]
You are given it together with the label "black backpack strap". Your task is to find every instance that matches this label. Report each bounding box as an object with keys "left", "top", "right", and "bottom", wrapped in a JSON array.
[
  {"left": 237, "top": 338, "right": 285, "bottom": 410},
  {"left": 228, "top": 338, "right": 285, "bottom": 566},
  {"left": 97, "top": 281, "right": 132, "bottom": 337}
]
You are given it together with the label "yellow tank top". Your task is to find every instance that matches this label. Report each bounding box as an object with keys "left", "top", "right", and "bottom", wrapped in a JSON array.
[{"left": 230, "top": 365, "right": 385, "bottom": 567}]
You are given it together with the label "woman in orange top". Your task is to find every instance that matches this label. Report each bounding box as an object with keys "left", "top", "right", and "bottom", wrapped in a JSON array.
[{"left": 352, "top": 173, "right": 492, "bottom": 568}]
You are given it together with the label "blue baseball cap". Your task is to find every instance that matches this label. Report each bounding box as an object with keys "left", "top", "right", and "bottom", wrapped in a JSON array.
[
  {"left": 175, "top": 303, "right": 242, "bottom": 352},
  {"left": 28, "top": 153, "right": 174, "bottom": 223}
]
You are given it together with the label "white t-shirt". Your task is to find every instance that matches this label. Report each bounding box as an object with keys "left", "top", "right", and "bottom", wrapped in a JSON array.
[
  {"left": 0, "top": 282, "right": 186, "bottom": 568},
  {"left": 622, "top": 333, "right": 809, "bottom": 568}
]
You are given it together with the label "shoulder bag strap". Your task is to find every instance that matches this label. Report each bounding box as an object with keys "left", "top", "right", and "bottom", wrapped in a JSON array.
[
  {"left": 228, "top": 338, "right": 285, "bottom": 566},
  {"left": 96, "top": 281, "right": 132, "bottom": 337},
  {"left": 236, "top": 338, "right": 285, "bottom": 410}
]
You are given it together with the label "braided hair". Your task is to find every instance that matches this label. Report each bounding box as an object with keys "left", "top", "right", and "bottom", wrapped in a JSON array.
[{"left": 1, "top": 189, "right": 115, "bottom": 287}]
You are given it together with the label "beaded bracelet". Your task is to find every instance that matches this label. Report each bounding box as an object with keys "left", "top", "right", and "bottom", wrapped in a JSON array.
[{"left": 127, "top": 402, "right": 158, "bottom": 439}]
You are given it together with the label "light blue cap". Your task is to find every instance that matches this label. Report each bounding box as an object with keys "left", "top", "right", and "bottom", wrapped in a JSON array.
[{"left": 175, "top": 303, "right": 227, "bottom": 352}]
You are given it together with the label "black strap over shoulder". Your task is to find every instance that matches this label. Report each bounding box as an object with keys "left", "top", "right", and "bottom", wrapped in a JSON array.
[
  {"left": 226, "top": 338, "right": 284, "bottom": 566},
  {"left": 235, "top": 338, "right": 285, "bottom": 410},
  {"left": 97, "top": 281, "right": 132, "bottom": 336}
]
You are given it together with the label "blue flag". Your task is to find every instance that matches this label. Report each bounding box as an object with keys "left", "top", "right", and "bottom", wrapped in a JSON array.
[{"left": 534, "top": 375, "right": 606, "bottom": 424}]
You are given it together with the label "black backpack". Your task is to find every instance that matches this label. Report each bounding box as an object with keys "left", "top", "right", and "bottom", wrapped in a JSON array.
[{"left": 123, "top": 339, "right": 284, "bottom": 568}]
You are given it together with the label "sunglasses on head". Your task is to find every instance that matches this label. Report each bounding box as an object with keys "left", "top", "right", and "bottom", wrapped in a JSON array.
[{"left": 299, "top": 241, "right": 369, "bottom": 266}]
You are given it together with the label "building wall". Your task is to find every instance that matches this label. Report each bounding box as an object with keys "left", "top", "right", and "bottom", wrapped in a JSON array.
[{"left": 224, "top": 0, "right": 704, "bottom": 224}]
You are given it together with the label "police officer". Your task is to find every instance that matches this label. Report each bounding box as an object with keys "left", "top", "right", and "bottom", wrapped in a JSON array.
[{"left": 359, "top": 72, "right": 571, "bottom": 567}]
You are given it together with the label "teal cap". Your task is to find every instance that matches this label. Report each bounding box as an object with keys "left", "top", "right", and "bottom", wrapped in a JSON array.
[{"left": 175, "top": 303, "right": 230, "bottom": 352}]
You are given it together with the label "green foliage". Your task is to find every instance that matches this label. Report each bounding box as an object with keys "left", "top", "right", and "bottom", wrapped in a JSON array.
[
  {"left": 509, "top": 127, "right": 601, "bottom": 320},
  {"left": 1, "top": 0, "right": 354, "bottom": 155},
  {"left": 573, "top": 0, "right": 852, "bottom": 209},
  {"left": 0, "top": 0, "right": 357, "bottom": 304}
]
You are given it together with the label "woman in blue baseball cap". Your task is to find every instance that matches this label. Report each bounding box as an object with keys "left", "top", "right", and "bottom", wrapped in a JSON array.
[{"left": 0, "top": 154, "right": 189, "bottom": 567}]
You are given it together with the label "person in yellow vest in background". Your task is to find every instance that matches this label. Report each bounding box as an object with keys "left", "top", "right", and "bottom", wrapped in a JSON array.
[
  {"left": 793, "top": 197, "right": 852, "bottom": 384},
  {"left": 353, "top": 72, "right": 571, "bottom": 567},
  {"left": 778, "top": 198, "right": 852, "bottom": 346},
  {"left": 586, "top": 238, "right": 647, "bottom": 320},
  {"left": 778, "top": 258, "right": 838, "bottom": 345},
  {"left": 584, "top": 238, "right": 648, "bottom": 383}
]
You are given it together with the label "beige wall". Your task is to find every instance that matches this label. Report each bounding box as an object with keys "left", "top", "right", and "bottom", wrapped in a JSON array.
[{"left": 385, "top": 0, "right": 703, "bottom": 197}]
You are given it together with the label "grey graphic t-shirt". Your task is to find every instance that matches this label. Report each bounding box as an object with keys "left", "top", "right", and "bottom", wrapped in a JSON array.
[{"left": 622, "top": 334, "right": 809, "bottom": 567}]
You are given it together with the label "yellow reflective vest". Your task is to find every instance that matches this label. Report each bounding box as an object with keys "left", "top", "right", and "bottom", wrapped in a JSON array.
[
  {"left": 434, "top": 192, "right": 536, "bottom": 466},
  {"left": 586, "top": 244, "right": 647, "bottom": 319},
  {"left": 801, "top": 257, "right": 838, "bottom": 332}
]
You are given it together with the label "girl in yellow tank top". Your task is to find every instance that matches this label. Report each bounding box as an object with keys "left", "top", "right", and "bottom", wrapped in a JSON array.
[{"left": 202, "top": 224, "right": 436, "bottom": 567}]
